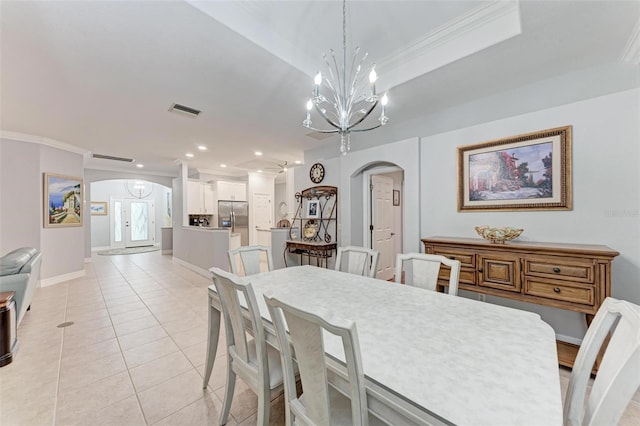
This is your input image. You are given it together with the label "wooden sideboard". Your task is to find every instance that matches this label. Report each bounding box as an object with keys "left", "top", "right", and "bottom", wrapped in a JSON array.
[{"left": 421, "top": 236, "right": 619, "bottom": 368}]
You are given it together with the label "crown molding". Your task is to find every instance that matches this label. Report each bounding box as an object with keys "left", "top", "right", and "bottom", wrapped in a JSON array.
[
  {"left": 377, "top": 0, "right": 521, "bottom": 90},
  {"left": 0, "top": 130, "right": 88, "bottom": 155},
  {"left": 622, "top": 18, "right": 640, "bottom": 65}
]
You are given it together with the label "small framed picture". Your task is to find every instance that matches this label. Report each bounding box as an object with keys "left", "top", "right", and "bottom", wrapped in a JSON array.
[
  {"left": 306, "top": 200, "right": 320, "bottom": 218},
  {"left": 91, "top": 201, "right": 108, "bottom": 215},
  {"left": 393, "top": 190, "right": 400, "bottom": 206}
]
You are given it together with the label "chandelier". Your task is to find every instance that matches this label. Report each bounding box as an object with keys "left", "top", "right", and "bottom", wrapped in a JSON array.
[
  {"left": 125, "top": 180, "right": 153, "bottom": 199},
  {"left": 303, "top": 0, "right": 389, "bottom": 155}
]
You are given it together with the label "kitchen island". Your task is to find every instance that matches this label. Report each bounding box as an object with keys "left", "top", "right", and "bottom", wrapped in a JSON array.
[{"left": 172, "top": 226, "right": 236, "bottom": 276}]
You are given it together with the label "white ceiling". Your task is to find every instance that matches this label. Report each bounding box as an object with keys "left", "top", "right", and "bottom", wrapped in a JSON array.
[{"left": 1, "top": 1, "right": 639, "bottom": 178}]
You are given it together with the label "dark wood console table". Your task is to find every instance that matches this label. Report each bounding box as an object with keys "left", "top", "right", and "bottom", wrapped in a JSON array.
[{"left": 422, "top": 236, "right": 619, "bottom": 369}]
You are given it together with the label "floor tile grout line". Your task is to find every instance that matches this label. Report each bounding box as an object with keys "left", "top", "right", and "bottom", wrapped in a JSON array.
[{"left": 52, "top": 281, "right": 71, "bottom": 426}]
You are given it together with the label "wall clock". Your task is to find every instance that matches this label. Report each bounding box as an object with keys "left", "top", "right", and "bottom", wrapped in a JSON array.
[{"left": 309, "top": 163, "right": 325, "bottom": 184}]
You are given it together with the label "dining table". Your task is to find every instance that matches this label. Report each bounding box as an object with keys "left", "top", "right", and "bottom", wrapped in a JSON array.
[{"left": 203, "top": 265, "right": 563, "bottom": 425}]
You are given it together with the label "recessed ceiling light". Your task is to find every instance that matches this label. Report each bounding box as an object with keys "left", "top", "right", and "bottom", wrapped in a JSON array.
[
  {"left": 136, "top": 164, "right": 144, "bottom": 168},
  {"left": 198, "top": 145, "right": 207, "bottom": 151},
  {"left": 294, "top": 160, "right": 302, "bottom": 164},
  {"left": 257, "top": 169, "right": 263, "bottom": 173},
  {"left": 185, "top": 153, "right": 194, "bottom": 158},
  {"left": 220, "top": 164, "right": 227, "bottom": 168},
  {"left": 254, "top": 151, "right": 262, "bottom": 156}
]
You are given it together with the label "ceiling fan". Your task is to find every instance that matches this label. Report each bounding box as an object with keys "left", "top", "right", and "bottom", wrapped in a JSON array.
[{"left": 264, "top": 161, "right": 289, "bottom": 174}]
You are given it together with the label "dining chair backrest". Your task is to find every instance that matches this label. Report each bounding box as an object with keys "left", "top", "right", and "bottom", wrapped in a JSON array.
[
  {"left": 563, "top": 297, "right": 640, "bottom": 426},
  {"left": 228, "top": 245, "right": 274, "bottom": 276},
  {"left": 265, "top": 293, "right": 369, "bottom": 426},
  {"left": 395, "top": 253, "right": 460, "bottom": 295},
  {"left": 335, "top": 246, "right": 380, "bottom": 278},
  {"left": 210, "top": 267, "right": 280, "bottom": 425}
]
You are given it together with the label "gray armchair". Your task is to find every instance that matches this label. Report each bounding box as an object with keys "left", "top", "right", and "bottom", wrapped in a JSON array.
[{"left": 0, "top": 247, "right": 42, "bottom": 325}]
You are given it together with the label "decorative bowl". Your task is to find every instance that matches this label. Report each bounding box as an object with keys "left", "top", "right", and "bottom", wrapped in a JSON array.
[{"left": 475, "top": 226, "right": 524, "bottom": 244}]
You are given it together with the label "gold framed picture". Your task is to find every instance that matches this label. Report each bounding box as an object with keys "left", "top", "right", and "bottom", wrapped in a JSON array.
[
  {"left": 44, "top": 173, "right": 83, "bottom": 227},
  {"left": 458, "top": 126, "right": 572, "bottom": 212}
]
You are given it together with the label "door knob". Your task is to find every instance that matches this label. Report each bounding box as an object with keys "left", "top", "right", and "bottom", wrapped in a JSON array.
[{"left": 390, "top": 232, "right": 395, "bottom": 236}]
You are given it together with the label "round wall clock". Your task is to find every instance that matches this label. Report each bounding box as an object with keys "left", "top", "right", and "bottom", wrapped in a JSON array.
[{"left": 309, "top": 162, "right": 325, "bottom": 183}]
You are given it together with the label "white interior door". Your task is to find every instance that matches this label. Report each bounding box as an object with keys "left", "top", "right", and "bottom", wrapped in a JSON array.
[
  {"left": 111, "top": 198, "right": 155, "bottom": 248},
  {"left": 252, "top": 193, "right": 272, "bottom": 244},
  {"left": 372, "top": 175, "right": 394, "bottom": 281}
]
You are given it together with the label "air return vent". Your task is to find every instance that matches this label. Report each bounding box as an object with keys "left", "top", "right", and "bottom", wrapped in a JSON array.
[
  {"left": 169, "top": 103, "right": 201, "bottom": 117},
  {"left": 92, "top": 153, "right": 134, "bottom": 162}
]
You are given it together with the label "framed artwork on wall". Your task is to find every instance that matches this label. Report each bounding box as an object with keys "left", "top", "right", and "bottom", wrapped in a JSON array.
[
  {"left": 90, "top": 201, "right": 108, "bottom": 215},
  {"left": 458, "top": 125, "right": 572, "bottom": 212},
  {"left": 44, "top": 173, "right": 83, "bottom": 227},
  {"left": 393, "top": 190, "right": 400, "bottom": 206}
]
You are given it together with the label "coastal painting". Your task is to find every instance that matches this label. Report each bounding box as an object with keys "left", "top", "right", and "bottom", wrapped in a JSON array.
[
  {"left": 458, "top": 126, "right": 572, "bottom": 211},
  {"left": 44, "top": 173, "right": 83, "bottom": 227},
  {"left": 90, "top": 201, "right": 108, "bottom": 215}
]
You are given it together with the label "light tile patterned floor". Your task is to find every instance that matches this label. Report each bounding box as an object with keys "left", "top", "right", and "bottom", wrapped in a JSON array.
[{"left": 1, "top": 251, "right": 638, "bottom": 425}]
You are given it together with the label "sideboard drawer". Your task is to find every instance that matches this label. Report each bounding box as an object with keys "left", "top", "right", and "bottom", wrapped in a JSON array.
[
  {"left": 524, "top": 277, "right": 595, "bottom": 306},
  {"left": 438, "top": 268, "right": 476, "bottom": 286},
  {"left": 524, "top": 256, "right": 594, "bottom": 283},
  {"left": 430, "top": 248, "right": 475, "bottom": 268}
]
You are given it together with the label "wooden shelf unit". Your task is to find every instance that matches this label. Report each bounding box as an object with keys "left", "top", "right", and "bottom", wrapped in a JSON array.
[{"left": 421, "top": 236, "right": 619, "bottom": 369}]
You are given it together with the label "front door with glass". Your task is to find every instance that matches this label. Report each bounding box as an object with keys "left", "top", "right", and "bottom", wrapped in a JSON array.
[{"left": 111, "top": 199, "right": 155, "bottom": 248}]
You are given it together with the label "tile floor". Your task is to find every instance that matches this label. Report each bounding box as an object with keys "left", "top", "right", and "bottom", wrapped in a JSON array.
[{"left": 1, "top": 251, "right": 638, "bottom": 425}]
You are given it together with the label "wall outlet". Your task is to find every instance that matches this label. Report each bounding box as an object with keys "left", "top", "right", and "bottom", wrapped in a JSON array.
[{"left": 478, "top": 294, "right": 486, "bottom": 302}]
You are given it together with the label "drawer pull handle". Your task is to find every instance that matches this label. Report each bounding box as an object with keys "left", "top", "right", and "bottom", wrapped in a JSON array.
[
  {"left": 553, "top": 287, "right": 561, "bottom": 293},
  {"left": 449, "top": 256, "right": 455, "bottom": 260},
  {"left": 553, "top": 267, "right": 561, "bottom": 273}
]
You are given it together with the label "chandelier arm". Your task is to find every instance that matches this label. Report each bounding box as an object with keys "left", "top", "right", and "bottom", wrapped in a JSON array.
[
  {"left": 351, "top": 123, "right": 383, "bottom": 132},
  {"left": 320, "top": 79, "right": 343, "bottom": 110},
  {"left": 347, "top": 100, "right": 378, "bottom": 129},
  {"left": 303, "top": 124, "right": 340, "bottom": 134},
  {"left": 313, "top": 104, "right": 341, "bottom": 129}
]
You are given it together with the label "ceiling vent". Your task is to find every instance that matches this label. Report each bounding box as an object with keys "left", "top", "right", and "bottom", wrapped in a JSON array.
[
  {"left": 305, "top": 131, "right": 335, "bottom": 141},
  {"left": 169, "top": 103, "right": 201, "bottom": 118},
  {"left": 92, "top": 153, "right": 134, "bottom": 162}
]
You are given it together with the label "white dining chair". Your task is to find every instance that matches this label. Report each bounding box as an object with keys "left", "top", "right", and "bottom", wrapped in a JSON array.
[
  {"left": 395, "top": 253, "right": 460, "bottom": 295},
  {"left": 563, "top": 297, "right": 640, "bottom": 426},
  {"left": 228, "top": 245, "right": 274, "bottom": 276},
  {"left": 210, "top": 267, "right": 284, "bottom": 426},
  {"left": 335, "top": 246, "right": 380, "bottom": 278},
  {"left": 264, "top": 292, "right": 384, "bottom": 426}
]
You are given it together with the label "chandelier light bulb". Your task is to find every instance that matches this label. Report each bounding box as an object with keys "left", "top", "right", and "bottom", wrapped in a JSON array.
[
  {"left": 306, "top": 100, "right": 313, "bottom": 111},
  {"left": 314, "top": 72, "right": 322, "bottom": 86},
  {"left": 381, "top": 93, "right": 388, "bottom": 105},
  {"left": 369, "top": 68, "right": 377, "bottom": 84}
]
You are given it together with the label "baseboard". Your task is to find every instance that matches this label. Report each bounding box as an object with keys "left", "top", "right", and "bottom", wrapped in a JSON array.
[
  {"left": 39, "top": 269, "right": 86, "bottom": 287},
  {"left": 91, "top": 246, "right": 111, "bottom": 252},
  {"left": 172, "top": 257, "right": 210, "bottom": 279},
  {"left": 84, "top": 257, "right": 92, "bottom": 263},
  {"left": 161, "top": 249, "right": 173, "bottom": 255},
  {"left": 556, "top": 333, "right": 582, "bottom": 346}
]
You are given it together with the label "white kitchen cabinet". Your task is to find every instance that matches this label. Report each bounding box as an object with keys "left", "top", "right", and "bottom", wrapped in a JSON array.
[
  {"left": 188, "top": 181, "right": 216, "bottom": 214},
  {"left": 216, "top": 181, "right": 246, "bottom": 202}
]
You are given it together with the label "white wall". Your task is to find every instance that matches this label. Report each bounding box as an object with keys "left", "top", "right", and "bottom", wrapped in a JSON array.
[
  {"left": 0, "top": 138, "right": 40, "bottom": 254},
  {"left": 420, "top": 88, "right": 640, "bottom": 341},
  {"left": 0, "top": 138, "right": 85, "bottom": 282},
  {"left": 90, "top": 179, "right": 171, "bottom": 249}
]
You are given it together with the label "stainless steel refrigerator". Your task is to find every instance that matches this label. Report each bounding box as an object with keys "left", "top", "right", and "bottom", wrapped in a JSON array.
[{"left": 218, "top": 200, "right": 249, "bottom": 246}]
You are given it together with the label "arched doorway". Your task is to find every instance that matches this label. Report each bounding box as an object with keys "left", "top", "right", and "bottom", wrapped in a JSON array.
[{"left": 353, "top": 163, "right": 404, "bottom": 281}]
